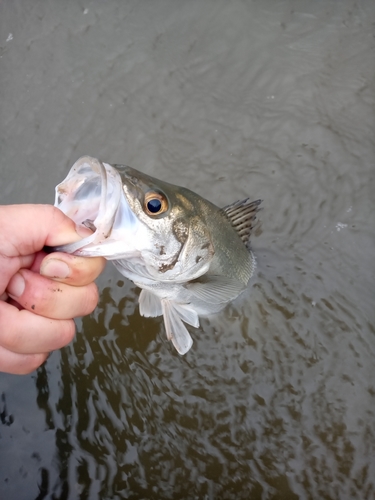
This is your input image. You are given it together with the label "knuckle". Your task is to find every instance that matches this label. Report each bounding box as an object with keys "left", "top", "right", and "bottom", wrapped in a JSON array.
[
  {"left": 59, "top": 319, "right": 76, "bottom": 346},
  {"left": 18, "top": 353, "right": 49, "bottom": 374},
  {"left": 82, "top": 283, "right": 100, "bottom": 315},
  {"left": 2, "top": 330, "right": 21, "bottom": 352},
  {"left": 20, "top": 273, "right": 58, "bottom": 313}
]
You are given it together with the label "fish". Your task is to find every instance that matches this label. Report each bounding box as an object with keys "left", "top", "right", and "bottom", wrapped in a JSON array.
[{"left": 53, "top": 156, "right": 261, "bottom": 354}]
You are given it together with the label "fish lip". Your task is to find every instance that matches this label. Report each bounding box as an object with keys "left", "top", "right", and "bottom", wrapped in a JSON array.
[{"left": 53, "top": 156, "right": 139, "bottom": 256}]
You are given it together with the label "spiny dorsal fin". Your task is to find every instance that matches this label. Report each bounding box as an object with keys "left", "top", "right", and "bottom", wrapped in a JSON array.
[{"left": 222, "top": 198, "right": 262, "bottom": 246}]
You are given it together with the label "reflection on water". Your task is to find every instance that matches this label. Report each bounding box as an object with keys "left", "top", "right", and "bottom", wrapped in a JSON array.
[
  {"left": 24, "top": 261, "right": 374, "bottom": 499},
  {"left": 1, "top": 0, "right": 374, "bottom": 499}
]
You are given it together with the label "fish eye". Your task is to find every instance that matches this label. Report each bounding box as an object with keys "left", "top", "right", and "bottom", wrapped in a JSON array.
[{"left": 144, "top": 191, "right": 168, "bottom": 216}]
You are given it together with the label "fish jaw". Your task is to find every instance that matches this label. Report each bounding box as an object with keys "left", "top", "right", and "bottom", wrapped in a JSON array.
[{"left": 54, "top": 156, "right": 142, "bottom": 257}]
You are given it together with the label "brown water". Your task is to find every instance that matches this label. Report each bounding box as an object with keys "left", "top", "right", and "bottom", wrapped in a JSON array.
[{"left": 1, "top": 1, "right": 374, "bottom": 499}]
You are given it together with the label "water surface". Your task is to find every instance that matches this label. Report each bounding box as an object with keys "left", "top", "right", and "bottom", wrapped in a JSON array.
[{"left": 0, "top": 1, "right": 374, "bottom": 499}]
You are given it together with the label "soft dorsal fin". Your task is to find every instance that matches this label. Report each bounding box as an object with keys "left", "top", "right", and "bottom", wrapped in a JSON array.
[{"left": 222, "top": 198, "right": 262, "bottom": 246}]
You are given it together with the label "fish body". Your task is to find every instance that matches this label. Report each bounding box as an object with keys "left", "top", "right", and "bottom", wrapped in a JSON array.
[{"left": 54, "top": 156, "right": 261, "bottom": 354}]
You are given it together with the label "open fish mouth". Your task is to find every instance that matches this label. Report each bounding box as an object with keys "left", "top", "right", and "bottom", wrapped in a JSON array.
[{"left": 53, "top": 156, "right": 138, "bottom": 257}]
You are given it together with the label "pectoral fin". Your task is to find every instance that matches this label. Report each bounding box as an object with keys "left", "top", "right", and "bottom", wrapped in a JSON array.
[
  {"left": 185, "top": 275, "right": 246, "bottom": 304},
  {"left": 139, "top": 289, "right": 163, "bottom": 317},
  {"left": 161, "top": 299, "right": 194, "bottom": 355}
]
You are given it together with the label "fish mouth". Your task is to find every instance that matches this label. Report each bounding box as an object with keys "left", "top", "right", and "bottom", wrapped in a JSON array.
[{"left": 54, "top": 156, "right": 139, "bottom": 257}]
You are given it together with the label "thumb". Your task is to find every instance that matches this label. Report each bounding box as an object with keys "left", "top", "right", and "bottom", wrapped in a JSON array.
[{"left": 1, "top": 204, "right": 90, "bottom": 256}]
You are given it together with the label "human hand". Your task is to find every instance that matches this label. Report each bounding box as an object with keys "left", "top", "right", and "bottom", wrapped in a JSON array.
[{"left": 0, "top": 205, "right": 106, "bottom": 375}]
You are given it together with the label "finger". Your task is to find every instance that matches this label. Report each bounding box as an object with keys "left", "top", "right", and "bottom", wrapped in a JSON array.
[
  {"left": 0, "top": 253, "right": 37, "bottom": 294},
  {"left": 0, "top": 301, "right": 76, "bottom": 354},
  {"left": 0, "top": 204, "right": 90, "bottom": 258},
  {"left": 6, "top": 269, "right": 99, "bottom": 320},
  {"left": 0, "top": 345, "right": 48, "bottom": 375},
  {"left": 40, "top": 252, "right": 106, "bottom": 286}
]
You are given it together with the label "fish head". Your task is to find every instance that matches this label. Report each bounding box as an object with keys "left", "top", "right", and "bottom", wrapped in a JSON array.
[{"left": 54, "top": 156, "right": 215, "bottom": 283}]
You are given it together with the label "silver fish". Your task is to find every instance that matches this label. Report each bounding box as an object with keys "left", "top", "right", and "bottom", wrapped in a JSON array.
[{"left": 54, "top": 156, "right": 261, "bottom": 354}]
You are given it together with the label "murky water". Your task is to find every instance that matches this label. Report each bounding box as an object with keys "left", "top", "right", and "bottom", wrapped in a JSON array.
[{"left": 1, "top": 1, "right": 374, "bottom": 499}]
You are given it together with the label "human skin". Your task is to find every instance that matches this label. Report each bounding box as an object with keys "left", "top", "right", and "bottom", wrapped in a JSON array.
[{"left": 0, "top": 204, "right": 106, "bottom": 375}]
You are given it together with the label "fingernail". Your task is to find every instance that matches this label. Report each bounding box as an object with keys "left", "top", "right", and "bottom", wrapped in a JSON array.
[
  {"left": 41, "top": 258, "right": 71, "bottom": 279},
  {"left": 75, "top": 224, "right": 94, "bottom": 237},
  {"left": 7, "top": 273, "right": 26, "bottom": 298}
]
